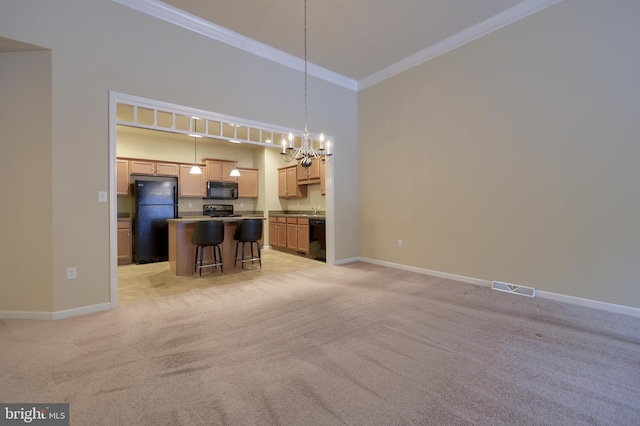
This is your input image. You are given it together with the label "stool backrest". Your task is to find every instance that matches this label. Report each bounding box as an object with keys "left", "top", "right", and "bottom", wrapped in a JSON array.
[
  {"left": 192, "top": 220, "right": 224, "bottom": 246},
  {"left": 234, "top": 219, "right": 263, "bottom": 242}
]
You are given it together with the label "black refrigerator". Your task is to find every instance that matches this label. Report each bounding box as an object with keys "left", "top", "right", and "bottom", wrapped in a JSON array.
[{"left": 133, "top": 179, "right": 178, "bottom": 264}]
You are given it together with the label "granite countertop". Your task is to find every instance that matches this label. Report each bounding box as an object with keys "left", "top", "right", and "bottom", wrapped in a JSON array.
[{"left": 269, "top": 211, "right": 325, "bottom": 219}]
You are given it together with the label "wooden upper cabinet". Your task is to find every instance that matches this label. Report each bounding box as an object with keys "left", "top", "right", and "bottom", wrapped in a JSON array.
[
  {"left": 278, "top": 166, "right": 307, "bottom": 198},
  {"left": 116, "top": 159, "right": 130, "bottom": 195},
  {"left": 155, "top": 162, "right": 179, "bottom": 177},
  {"left": 297, "top": 160, "right": 321, "bottom": 184},
  {"left": 320, "top": 161, "right": 326, "bottom": 196},
  {"left": 205, "top": 159, "right": 237, "bottom": 183},
  {"left": 129, "top": 159, "right": 155, "bottom": 175},
  {"left": 129, "top": 159, "right": 179, "bottom": 177},
  {"left": 238, "top": 168, "right": 258, "bottom": 198},
  {"left": 278, "top": 168, "right": 287, "bottom": 198},
  {"left": 178, "top": 164, "right": 205, "bottom": 198}
]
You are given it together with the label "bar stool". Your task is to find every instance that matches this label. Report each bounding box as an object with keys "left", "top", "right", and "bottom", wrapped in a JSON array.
[
  {"left": 192, "top": 220, "right": 224, "bottom": 276},
  {"left": 233, "top": 219, "right": 263, "bottom": 271}
]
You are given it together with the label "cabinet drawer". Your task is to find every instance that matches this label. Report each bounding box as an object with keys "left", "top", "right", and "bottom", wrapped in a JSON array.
[
  {"left": 286, "top": 218, "right": 298, "bottom": 224},
  {"left": 117, "top": 220, "right": 130, "bottom": 229},
  {"left": 277, "top": 217, "right": 287, "bottom": 223}
]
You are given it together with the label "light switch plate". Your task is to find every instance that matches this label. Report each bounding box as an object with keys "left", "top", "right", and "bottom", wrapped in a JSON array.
[{"left": 98, "top": 191, "right": 107, "bottom": 202}]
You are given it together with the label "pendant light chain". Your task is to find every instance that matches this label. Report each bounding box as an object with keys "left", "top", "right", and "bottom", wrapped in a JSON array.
[{"left": 303, "top": 0, "right": 308, "bottom": 136}]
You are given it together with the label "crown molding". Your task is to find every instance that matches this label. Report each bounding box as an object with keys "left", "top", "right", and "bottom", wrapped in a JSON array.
[
  {"left": 112, "top": 0, "right": 358, "bottom": 91},
  {"left": 358, "top": 0, "right": 564, "bottom": 90},
  {"left": 114, "top": 0, "right": 563, "bottom": 93}
]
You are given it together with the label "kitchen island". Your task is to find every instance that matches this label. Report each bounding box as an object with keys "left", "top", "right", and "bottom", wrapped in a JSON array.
[{"left": 167, "top": 216, "right": 264, "bottom": 276}]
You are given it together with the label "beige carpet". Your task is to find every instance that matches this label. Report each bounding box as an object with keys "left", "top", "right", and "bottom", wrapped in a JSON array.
[{"left": 1, "top": 261, "right": 639, "bottom": 425}]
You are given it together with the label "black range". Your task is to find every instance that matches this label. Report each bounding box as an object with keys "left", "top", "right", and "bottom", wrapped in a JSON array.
[{"left": 203, "top": 204, "right": 241, "bottom": 217}]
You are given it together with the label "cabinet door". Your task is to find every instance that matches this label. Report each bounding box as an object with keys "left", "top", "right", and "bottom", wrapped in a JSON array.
[
  {"left": 297, "top": 160, "right": 320, "bottom": 184},
  {"left": 278, "top": 168, "right": 287, "bottom": 198},
  {"left": 238, "top": 168, "right": 258, "bottom": 198},
  {"left": 178, "top": 164, "right": 205, "bottom": 197},
  {"left": 286, "top": 166, "right": 307, "bottom": 198},
  {"left": 116, "top": 159, "right": 130, "bottom": 195},
  {"left": 222, "top": 162, "right": 238, "bottom": 183},
  {"left": 155, "top": 162, "right": 179, "bottom": 177},
  {"left": 277, "top": 217, "right": 287, "bottom": 248},
  {"left": 117, "top": 220, "right": 132, "bottom": 265},
  {"left": 297, "top": 219, "right": 309, "bottom": 254},
  {"left": 320, "top": 161, "right": 326, "bottom": 196},
  {"left": 286, "top": 218, "right": 298, "bottom": 250},
  {"left": 205, "top": 159, "right": 223, "bottom": 182},
  {"left": 268, "top": 218, "right": 278, "bottom": 247},
  {"left": 205, "top": 159, "right": 237, "bottom": 182},
  {"left": 130, "top": 160, "right": 155, "bottom": 175}
]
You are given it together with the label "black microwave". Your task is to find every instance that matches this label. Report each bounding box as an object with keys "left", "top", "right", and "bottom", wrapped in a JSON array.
[{"left": 206, "top": 181, "right": 238, "bottom": 200}]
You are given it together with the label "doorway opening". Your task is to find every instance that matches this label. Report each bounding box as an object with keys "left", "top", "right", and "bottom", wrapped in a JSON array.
[{"left": 108, "top": 91, "right": 335, "bottom": 307}]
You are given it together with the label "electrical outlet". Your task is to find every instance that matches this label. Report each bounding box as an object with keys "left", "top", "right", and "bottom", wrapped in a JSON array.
[
  {"left": 188, "top": 202, "right": 192, "bottom": 208},
  {"left": 398, "top": 240, "right": 403, "bottom": 248},
  {"left": 66, "top": 267, "right": 77, "bottom": 280},
  {"left": 240, "top": 203, "right": 244, "bottom": 208},
  {"left": 97, "top": 191, "right": 107, "bottom": 203}
]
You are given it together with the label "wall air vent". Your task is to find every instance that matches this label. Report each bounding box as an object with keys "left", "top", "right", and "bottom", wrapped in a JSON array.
[{"left": 492, "top": 280, "right": 536, "bottom": 297}]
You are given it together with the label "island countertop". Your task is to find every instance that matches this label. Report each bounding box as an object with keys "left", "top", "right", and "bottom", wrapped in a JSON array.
[
  {"left": 168, "top": 214, "right": 264, "bottom": 223},
  {"left": 168, "top": 216, "right": 265, "bottom": 276}
]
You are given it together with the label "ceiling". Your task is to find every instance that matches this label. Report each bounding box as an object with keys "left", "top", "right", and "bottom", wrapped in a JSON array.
[
  {"left": 149, "top": 0, "right": 560, "bottom": 88},
  {"left": 1, "top": 1, "right": 561, "bottom": 89}
]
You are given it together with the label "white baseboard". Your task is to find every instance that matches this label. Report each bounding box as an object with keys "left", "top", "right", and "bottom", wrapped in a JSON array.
[
  {"left": 353, "top": 257, "right": 640, "bottom": 318},
  {"left": 356, "top": 257, "right": 491, "bottom": 287},
  {"left": 334, "top": 256, "right": 360, "bottom": 266},
  {"left": 0, "top": 303, "right": 112, "bottom": 321}
]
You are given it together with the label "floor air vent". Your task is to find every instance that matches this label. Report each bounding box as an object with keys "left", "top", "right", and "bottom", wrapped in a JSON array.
[{"left": 492, "top": 280, "right": 536, "bottom": 297}]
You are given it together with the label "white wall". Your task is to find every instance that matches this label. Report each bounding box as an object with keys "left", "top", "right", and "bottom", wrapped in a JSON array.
[
  {"left": 359, "top": 0, "right": 640, "bottom": 309},
  {"left": 0, "top": 0, "right": 357, "bottom": 315}
]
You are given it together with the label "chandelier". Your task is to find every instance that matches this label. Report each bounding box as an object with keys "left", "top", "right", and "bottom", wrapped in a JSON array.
[{"left": 281, "top": 0, "right": 332, "bottom": 170}]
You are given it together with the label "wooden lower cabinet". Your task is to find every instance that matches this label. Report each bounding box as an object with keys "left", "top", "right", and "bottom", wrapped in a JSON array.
[
  {"left": 297, "top": 219, "right": 309, "bottom": 254},
  {"left": 268, "top": 217, "right": 278, "bottom": 247},
  {"left": 286, "top": 218, "right": 298, "bottom": 250},
  {"left": 270, "top": 216, "right": 309, "bottom": 255},
  {"left": 117, "top": 220, "right": 132, "bottom": 265},
  {"left": 276, "top": 217, "right": 287, "bottom": 248}
]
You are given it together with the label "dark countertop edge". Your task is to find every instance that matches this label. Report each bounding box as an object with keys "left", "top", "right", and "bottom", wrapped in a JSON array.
[
  {"left": 168, "top": 215, "right": 266, "bottom": 223},
  {"left": 269, "top": 213, "right": 326, "bottom": 219}
]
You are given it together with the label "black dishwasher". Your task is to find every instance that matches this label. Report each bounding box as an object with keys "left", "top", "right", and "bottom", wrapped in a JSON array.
[{"left": 309, "top": 219, "right": 326, "bottom": 262}]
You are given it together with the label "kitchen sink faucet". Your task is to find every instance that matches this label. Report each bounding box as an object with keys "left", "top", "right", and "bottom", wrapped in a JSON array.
[{"left": 312, "top": 207, "right": 318, "bottom": 216}]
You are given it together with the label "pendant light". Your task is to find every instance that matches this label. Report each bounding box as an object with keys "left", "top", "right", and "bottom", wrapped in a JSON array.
[
  {"left": 189, "top": 117, "right": 202, "bottom": 175},
  {"left": 230, "top": 141, "right": 241, "bottom": 177}
]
